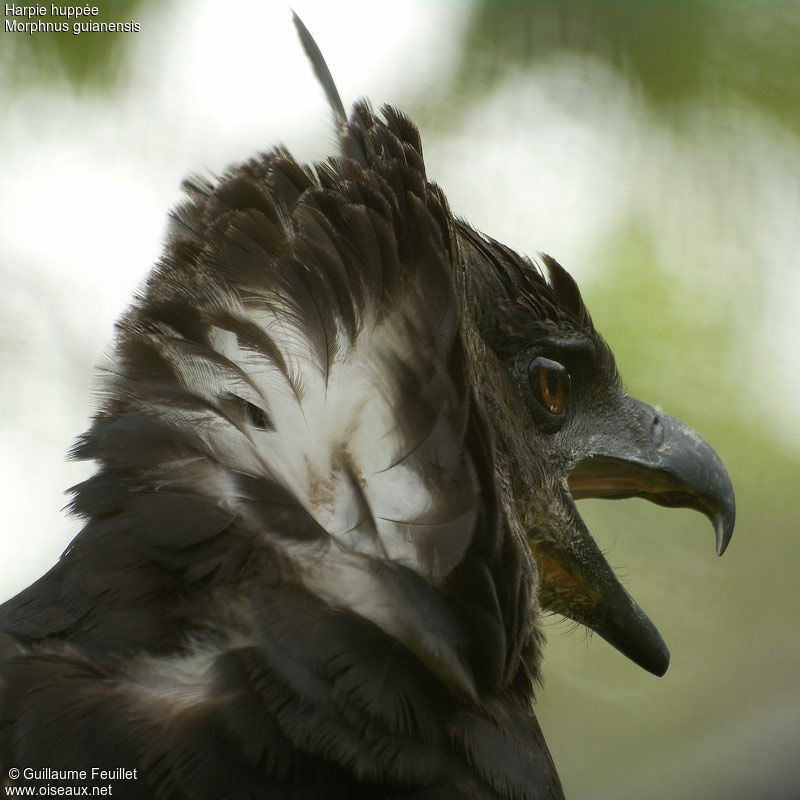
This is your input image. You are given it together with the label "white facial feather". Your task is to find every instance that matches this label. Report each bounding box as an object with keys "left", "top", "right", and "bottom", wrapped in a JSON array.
[{"left": 147, "top": 276, "right": 474, "bottom": 598}]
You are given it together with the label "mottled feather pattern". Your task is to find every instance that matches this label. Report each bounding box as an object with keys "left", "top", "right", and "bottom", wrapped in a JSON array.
[
  {"left": 99, "top": 104, "right": 472, "bottom": 580},
  {"left": 0, "top": 15, "right": 740, "bottom": 793},
  {"left": 0, "top": 102, "right": 564, "bottom": 798}
]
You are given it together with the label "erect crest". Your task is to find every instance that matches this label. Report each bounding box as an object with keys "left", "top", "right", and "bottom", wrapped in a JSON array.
[
  {"left": 455, "top": 222, "right": 595, "bottom": 357},
  {"left": 63, "top": 95, "right": 526, "bottom": 699}
]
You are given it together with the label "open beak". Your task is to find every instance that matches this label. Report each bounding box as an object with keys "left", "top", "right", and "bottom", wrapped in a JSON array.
[{"left": 531, "top": 397, "right": 736, "bottom": 676}]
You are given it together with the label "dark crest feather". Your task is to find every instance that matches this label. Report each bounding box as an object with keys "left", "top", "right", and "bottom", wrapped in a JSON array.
[{"left": 0, "top": 15, "right": 570, "bottom": 799}]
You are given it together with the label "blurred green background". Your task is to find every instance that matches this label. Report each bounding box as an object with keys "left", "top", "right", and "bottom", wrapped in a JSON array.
[{"left": 1, "top": 2, "right": 798, "bottom": 798}]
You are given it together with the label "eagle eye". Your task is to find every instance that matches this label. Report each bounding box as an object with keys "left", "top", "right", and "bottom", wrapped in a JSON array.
[{"left": 529, "top": 357, "right": 569, "bottom": 416}]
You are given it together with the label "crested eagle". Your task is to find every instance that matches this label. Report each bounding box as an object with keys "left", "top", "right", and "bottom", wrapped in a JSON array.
[{"left": 0, "top": 16, "right": 735, "bottom": 800}]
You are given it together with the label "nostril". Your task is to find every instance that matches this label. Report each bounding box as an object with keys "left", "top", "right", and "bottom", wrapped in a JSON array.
[{"left": 650, "top": 413, "right": 665, "bottom": 448}]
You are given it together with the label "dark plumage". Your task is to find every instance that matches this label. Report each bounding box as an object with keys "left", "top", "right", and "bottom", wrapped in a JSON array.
[{"left": 0, "top": 17, "right": 735, "bottom": 799}]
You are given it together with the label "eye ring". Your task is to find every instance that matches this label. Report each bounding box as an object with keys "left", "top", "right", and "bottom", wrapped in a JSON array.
[{"left": 529, "top": 357, "right": 570, "bottom": 416}]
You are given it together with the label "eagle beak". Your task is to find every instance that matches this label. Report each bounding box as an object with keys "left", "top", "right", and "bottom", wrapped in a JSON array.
[
  {"left": 531, "top": 397, "right": 736, "bottom": 676},
  {"left": 567, "top": 398, "right": 736, "bottom": 556}
]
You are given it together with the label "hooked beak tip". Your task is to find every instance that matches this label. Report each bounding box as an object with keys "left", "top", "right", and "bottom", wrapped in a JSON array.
[{"left": 714, "top": 510, "right": 734, "bottom": 556}]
